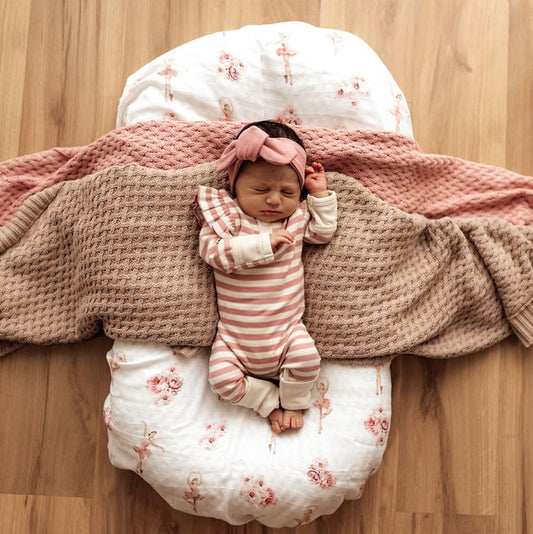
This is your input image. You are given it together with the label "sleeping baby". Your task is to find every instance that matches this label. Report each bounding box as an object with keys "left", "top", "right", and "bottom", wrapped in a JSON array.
[{"left": 194, "top": 120, "right": 337, "bottom": 433}]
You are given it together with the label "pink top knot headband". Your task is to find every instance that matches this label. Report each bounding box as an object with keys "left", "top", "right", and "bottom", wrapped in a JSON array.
[{"left": 217, "top": 125, "right": 307, "bottom": 193}]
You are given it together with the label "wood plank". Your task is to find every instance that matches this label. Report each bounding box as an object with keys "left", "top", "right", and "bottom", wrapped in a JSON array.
[{"left": 1, "top": 0, "right": 532, "bottom": 532}]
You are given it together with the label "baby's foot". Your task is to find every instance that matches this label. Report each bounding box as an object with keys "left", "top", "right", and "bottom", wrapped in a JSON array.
[
  {"left": 268, "top": 408, "right": 285, "bottom": 434},
  {"left": 282, "top": 409, "right": 304, "bottom": 431}
]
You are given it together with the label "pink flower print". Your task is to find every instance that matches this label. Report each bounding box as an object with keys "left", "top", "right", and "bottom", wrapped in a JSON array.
[
  {"left": 307, "top": 458, "right": 337, "bottom": 489},
  {"left": 337, "top": 75, "right": 371, "bottom": 107},
  {"left": 183, "top": 472, "right": 205, "bottom": 512},
  {"left": 217, "top": 52, "right": 245, "bottom": 81},
  {"left": 364, "top": 407, "right": 390, "bottom": 446},
  {"left": 146, "top": 366, "right": 184, "bottom": 405},
  {"left": 199, "top": 422, "right": 227, "bottom": 450},
  {"left": 240, "top": 475, "right": 278, "bottom": 507},
  {"left": 276, "top": 105, "right": 302, "bottom": 126}
]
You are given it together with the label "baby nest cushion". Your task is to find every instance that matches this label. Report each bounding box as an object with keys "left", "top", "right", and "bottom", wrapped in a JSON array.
[
  {"left": 116, "top": 21, "right": 413, "bottom": 137},
  {"left": 104, "top": 341, "right": 391, "bottom": 527},
  {"left": 110, "top": 21, "right": 408, "bottom": 526}
]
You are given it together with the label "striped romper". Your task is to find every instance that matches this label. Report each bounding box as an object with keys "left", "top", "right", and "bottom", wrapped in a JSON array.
[{"left": 195, "top": 186, "right": 337, "bottom": 417}]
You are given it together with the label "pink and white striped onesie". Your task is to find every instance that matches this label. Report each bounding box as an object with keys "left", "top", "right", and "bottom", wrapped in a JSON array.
[{"left": 195, "top": 185, "right": 337, "bottom": 417}]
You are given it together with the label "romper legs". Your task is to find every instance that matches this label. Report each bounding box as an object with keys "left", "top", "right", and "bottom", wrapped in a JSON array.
[
  {"left": 208, "top": 333, "right": 280, "bottom": 418},
  {"left": 279, "top": 321, "right": 321, "bottom": 410}
]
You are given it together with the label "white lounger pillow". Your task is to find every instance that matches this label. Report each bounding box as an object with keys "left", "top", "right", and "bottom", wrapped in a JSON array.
[
  {"left": 104, "top": 342, "right": 391, "bottom": 527},
  {"left": 109, "top": 21, "right": 413, "bottom": 526},
  {"left": 116, "top": 21, "right": 413, "bottom": 137}
]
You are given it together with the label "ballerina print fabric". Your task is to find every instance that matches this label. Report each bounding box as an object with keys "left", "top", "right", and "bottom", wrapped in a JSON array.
[
  {"left": 108, "top": 21, "right": 410, "bottom": 525},
  {"left": 104, "top": 341, "right": 391, "bottom": 527},
  {"left": 116, "top": 21, "right": 413, "bottom": 137}
]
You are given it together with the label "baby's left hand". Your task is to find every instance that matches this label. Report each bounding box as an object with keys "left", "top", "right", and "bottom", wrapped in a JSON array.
[{"left": 304, "top": 162, "right": 328, "bottom": 197}]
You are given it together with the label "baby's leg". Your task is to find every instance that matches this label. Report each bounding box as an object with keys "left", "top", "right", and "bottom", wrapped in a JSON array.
[
  {"left": 278, "top": 323, "right": 321, "bottom": 430},
  {"left": 208, "top": 337, "right": 248, "bottom": 403},
  {"left": 209, "top": 336, "right": 280, "bottom": 417}
]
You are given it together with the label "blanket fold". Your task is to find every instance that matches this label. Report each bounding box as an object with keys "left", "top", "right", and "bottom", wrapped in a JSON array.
[
  {"left": 1, "top": 162, "right": 532, "bottom": 362},
  {"left": 3, "top": 120, "right": 533, "bottom": 228}
]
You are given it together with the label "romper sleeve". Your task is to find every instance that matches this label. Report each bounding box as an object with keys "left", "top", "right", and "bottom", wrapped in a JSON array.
[
  {"left": 194, "top": 186, "right": 274, "bottom": 273},
  {"left": 304, "top": 191, "right": 338, "bottom": 244}
]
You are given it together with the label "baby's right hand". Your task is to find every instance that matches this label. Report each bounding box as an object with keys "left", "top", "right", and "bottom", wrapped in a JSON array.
[{"left": 270, "top": 229, "right": 295, "bottom": 249}]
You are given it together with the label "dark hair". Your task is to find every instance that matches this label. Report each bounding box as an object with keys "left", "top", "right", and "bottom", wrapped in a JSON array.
[{"left": 237, "top": 120, "right": 305, "bottom": 150}]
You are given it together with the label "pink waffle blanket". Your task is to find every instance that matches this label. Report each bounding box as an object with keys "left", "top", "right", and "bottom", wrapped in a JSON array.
[{"left": 2, "top": 120, "right": 533, "bottom": 227}]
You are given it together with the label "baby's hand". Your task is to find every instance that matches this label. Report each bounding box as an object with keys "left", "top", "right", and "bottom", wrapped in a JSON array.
[
  {"left": 270, "top": 229, "right": 295, "bottom": 249},
  {"left": 304, "top": 162, "right": 328, "bottom": 197}
]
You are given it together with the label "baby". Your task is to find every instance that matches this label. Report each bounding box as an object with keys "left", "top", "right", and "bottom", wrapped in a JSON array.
[{"left": 194, "top": 120, "right": 337, "bottom": 433}]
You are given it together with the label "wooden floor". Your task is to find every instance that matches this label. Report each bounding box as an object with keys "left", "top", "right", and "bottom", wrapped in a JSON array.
[{"left": 1, "top": 1, "right": 533, "bottom": 532}]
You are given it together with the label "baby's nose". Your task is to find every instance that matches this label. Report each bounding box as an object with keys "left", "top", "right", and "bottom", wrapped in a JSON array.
[{"left": 266, "top": 192, "right": 281, "bottom": 205}]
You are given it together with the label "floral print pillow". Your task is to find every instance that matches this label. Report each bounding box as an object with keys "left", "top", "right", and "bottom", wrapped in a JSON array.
[
  {"left": 116, "top": 21, "right": 412, "bottom": 138},
  {"left": 104, "top": 341, "right": 391, "bottom": 528}
]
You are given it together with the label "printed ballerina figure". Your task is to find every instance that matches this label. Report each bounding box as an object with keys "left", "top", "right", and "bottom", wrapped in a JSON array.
[
  {"left": 294, "top": 505, "right": 318, "bottom": 526},
  {"left": 275, "top": 34, "right": 297, "bottom": 85},
  {"left": 389, "top": 88, "right": 408, "bottom": 133},
  {"left": 268, "top": 430, "right": 277, "bottom": 455},
  {"left": 103, "top": 406, "right": 112, "bottom": 430},
  {"left": 183, "top": 472, "right": 205, "bottom": 512},
  {"left": 328, "top": 31, "right": 344, "bottom": 54},
  {"left": 375, "top": 363, "right": 384, "bottom": 395},
  {"left": 107, "top": 348, "right": 126, "bottom": 373},
  {"left": 157, "top": 60, "right": 179, "bottom": 102},
  {"left": 132, "top": 421, "right": 165, "bottom": 474},
  {"left": 219, "top": 97, "right": 234, "bottom": 121},
  {"left": 313, "top": 376, "right": 332, "bottom": 434}
]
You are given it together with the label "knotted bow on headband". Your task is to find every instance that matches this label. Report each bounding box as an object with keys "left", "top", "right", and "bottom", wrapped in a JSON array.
[{"left": 217, "top": 125, "right": 307, "bottom": 193}]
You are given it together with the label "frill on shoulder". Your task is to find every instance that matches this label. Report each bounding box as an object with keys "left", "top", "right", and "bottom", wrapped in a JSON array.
[{"left": 193, "top": 186, "right": 242, "bottom": 238}]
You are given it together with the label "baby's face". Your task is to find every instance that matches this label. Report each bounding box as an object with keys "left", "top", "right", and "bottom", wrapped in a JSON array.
[{"left": 234, "top": 159, "right": 301, "bottom": 222}]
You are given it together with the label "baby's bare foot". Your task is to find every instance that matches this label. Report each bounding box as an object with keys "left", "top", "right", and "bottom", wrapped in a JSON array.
[
  {"left": 282, "top": 409, "right": 304, "bottom": 431},
  {"left": 268, "top": 408, "right": 285, "bottom": 434}
]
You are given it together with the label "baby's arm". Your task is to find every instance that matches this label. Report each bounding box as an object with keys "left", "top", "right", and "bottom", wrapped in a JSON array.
[
  {"left": 270, "top": 229, "right": 294, "bottom": 249},
  {"left": 305, "top": 162, "right": 329, "bottom": 198},
  {"left": 303, "top": 162, "right": 337, "bottom": 244},
  {"left": 198, "top": 222, "right": 275, "bottom": 273}
]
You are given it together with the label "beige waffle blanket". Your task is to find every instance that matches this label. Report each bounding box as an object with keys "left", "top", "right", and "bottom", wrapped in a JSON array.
[{"left": 1, "top": 162, "right": 532, "bottom": 362}]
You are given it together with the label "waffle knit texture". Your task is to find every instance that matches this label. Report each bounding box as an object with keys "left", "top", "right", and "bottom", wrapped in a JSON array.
[
  {"left": 1, "top": 162, "right": 532, "bottom": 362},
  {"left": 2, "top": 120, "right": 533, "bottom": 228}
]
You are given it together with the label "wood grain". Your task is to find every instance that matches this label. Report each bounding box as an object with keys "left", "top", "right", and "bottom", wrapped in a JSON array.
[{"left": 1, "top": 1, "right": 532, "bottom": 532}]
